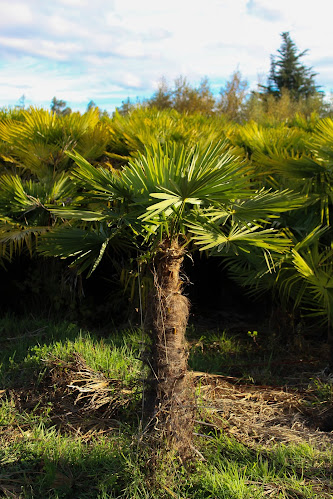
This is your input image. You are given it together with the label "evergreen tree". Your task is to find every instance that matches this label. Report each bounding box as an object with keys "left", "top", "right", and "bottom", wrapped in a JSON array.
[{"left": 265, "top": 32, "right": 318, "bottom": 99}]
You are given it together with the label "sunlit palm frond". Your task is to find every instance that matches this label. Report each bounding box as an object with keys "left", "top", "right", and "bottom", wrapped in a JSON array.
[
  {"left": 0, "top": 172, "right": 78, "bottom": 216},
  {"left": 66, "top": 150, "right": 116, "bottom": 199},
  {"left": 0, "top": 217, "right": 49, "bottom": 261},
  {"left": 107, "top": 108, "right": 233, "bottom": 162},
  {"left": 228, "top": 188, "right": 306, "bottom": 224},
  {"left": 233, "top": 121, "right": 309, "bottom": 159},
  {"left": 312, "top": 117, "right": 333, "bottom": 161},
  {"left": 0, "top": 107, "right": 111, "bottom": 180},
  {"left": 187, "top": 217, "right": 291, "bottom": 255},
  {"left": 277, "top": 242, "right": 333, "bottom": 324}
]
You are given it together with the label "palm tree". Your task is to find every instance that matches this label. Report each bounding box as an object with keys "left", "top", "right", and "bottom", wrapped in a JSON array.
[
  {"left": 0, "top": 107, "right": 111, "bottom": 181},
  {"left": 275, "top": 227, "right": 333, "bottom": 369},
  {"left": 39, "top": 141, "right": 303, "bottom": 458},
  {"left": 0, "top": 171, "right": 82, "bottom": 267},
  {"left": 0, "top": 107, "right": 115, "bottom": 264},
  {"left": 224, "top": 118, "right": 333, "bottom": 365},
  {"left": 106, "top": 107, "right": 232, "bottom": 165}
]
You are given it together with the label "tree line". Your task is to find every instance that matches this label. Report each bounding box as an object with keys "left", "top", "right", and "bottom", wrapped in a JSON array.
[
  {"left": 119, "top": 32, "right": 331, "bottom": 121},
  {"left": 47, "top": 33, "right": 332, "bottom": 123}
]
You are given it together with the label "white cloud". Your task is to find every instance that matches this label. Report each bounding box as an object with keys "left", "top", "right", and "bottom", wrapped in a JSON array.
[
  {"left": 105, "top": 12, "right": 124, "bottom": 28},
  {"left": 246, "top": 0, "right": 284, "bottom": 22},
  {"left": 114, "top": 41, "right": 145, "bottom": 59},
  {"left": 0, "top": 1, "right": 33, "bottom": 26},
  {"left": 0, "top": 37, "right": 81, "bottom": 61},
  {"left": 58, "top": 0, "right": 89, "bottom": 5}
]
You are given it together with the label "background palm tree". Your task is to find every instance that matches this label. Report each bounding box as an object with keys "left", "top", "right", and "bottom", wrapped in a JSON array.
[
  {"left": 0, "top": 107, "right": 111, "bottom": 180},
  {"left": 0, "top": 107, "right": 113, "bottom": 264},
  {"left": 224, "top": 117, "right": 333, "bottom": 366}
]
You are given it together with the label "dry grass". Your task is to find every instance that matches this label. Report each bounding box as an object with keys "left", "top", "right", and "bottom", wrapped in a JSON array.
[
  {"left": 193, "top": 371, "right": 333, "bottom": 450},
  {"left": 4, "top": 354, "right": 332, "bottom": 451},
  {"left": 7, "top": 354, "right": 137, "bottom": 438}
]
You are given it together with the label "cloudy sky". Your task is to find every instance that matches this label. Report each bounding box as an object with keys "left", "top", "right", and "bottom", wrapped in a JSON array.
[{"left": 0, "top": 0, "right": 332, "bottom": 113}]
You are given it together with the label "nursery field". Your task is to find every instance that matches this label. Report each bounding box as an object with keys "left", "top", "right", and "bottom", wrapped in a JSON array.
[
  {"left": 0, "top": 316, "right": 332, "bottom": 499},
  {"left": 0, "top": 106, "right": 332, "bottom": 497}
]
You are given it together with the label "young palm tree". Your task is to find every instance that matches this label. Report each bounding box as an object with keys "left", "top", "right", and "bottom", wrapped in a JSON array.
[
  {"left": 276, "top": 229, "right": 333, "bottom": 369},
  {"left": 223, "top": 118, "right": 333, "bottom": 365},
  {"left": 0, "top": 172, "right": 80, "bottom": 266},
  {"left": 106, "top": 107, "right": 232, "bottom": 165},
  {"left": 39, "top": 141, "right": 303, "bottom": 457},
  {"left": 0, "top": 107, "right": 111, "bottom": 181},
  {"left": 0, "top": 107, "right": 112, "bottom": 263}
]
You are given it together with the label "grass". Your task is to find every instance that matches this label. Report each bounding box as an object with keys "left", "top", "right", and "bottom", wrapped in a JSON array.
[
  {"left": 188, "top": 325, "right": 328, "bottom": 387},
  {"left": 0, "top": 315, "right": 332, "bottom": 498}
]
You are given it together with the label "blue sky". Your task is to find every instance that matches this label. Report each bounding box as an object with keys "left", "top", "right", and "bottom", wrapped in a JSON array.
[{"left": 0, "top": 0, "right": 332, "bottom": 113}]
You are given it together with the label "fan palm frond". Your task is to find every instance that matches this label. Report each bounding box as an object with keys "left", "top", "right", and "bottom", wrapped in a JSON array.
[
  {"left": 277, "top": 240, "right": 333, "bottom": 324},
  {"left": 39, "top": 224, "right": 129, "bottom": 277}
]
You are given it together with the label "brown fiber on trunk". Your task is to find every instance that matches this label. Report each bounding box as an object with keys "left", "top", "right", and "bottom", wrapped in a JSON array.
[
  {"left": 144, "top": 237, "right": 195, "bottom": 459},
  {"left": 328, "top": 326, "right": 333, "bottom": 372}
]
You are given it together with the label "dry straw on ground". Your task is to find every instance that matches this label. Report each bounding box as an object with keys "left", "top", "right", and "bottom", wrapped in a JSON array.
[
  {"left": 193, "top": 371, "right": 333, "bottom": 450},
  {"left": 2, "top": 354, "right": 136, "bottom": 439}
]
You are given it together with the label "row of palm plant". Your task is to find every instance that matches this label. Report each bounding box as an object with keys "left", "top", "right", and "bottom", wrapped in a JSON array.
[
  {"left": 0, "top": 107, "right": 114, "bottom": 265},
  {"left": 226, "top": 117, "right": 333, "bottom": 366},
  {"left": 0, "top": 107, "right": 331, "bottom": 326}
]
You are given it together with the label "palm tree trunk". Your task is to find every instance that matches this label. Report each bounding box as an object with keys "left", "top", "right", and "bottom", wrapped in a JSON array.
[
  {"left": 328, "top": 325, "right": 333, "bottom": 372},
  {"left": 144, "top": 237, "right": 194, "bottom": 459}
]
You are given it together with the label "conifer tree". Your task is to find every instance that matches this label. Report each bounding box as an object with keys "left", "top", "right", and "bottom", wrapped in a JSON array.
[{"left": 265, "top": 32, "right": 318, "bottom": 99}]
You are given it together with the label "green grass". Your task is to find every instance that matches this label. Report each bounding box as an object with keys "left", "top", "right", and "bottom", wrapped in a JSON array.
[
  {"left": 188, "top": 327, "right": 280, "bottom": 386},
  {"left": 187, "top": 326, "right": 326, "bottom": 387},
  {"left": 0, "top": 317, "right": 142, "bottom": 387},
  {"left": 0, "top": 316, "right": 332, "bottom": 498}
]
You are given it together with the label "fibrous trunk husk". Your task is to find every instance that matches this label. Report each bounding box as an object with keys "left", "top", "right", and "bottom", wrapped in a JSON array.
[
  {"left": 328, "top": 326, "right": 333, "bottom": 372},
  {"left": 144, "top": 237, "right": 195, "bottom": 460}
]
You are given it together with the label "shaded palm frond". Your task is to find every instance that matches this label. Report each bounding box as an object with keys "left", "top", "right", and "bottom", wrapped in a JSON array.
[
  {"left": 39, "top": 224, "right": 129, "bottom": 277},
  {"left": 224, "top": 247, "right": 283, "bottom": 298},
  {"left": 0, "top": 217, "right": 50, "bottom": 262}
]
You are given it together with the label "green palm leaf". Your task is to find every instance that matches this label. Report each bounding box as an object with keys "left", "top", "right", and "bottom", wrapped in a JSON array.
[
  {"left": 39, "top": 224, "right": 128, "bottom": 277},
  {"left": 187, "top": 219, "right": 291, "bottom": 254}
]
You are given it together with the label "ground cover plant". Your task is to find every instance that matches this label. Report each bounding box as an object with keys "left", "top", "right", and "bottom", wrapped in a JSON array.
[{"left": 0, "top": 316, "right": 332, "bottom": 498}]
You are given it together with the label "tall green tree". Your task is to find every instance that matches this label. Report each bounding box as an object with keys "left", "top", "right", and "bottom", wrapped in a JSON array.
[
  {"left": 39, "top": 142, "right": 303, "bottom": 458},
  {"left": 265, "top": 32, "right": 319, "bottom": 99}
]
